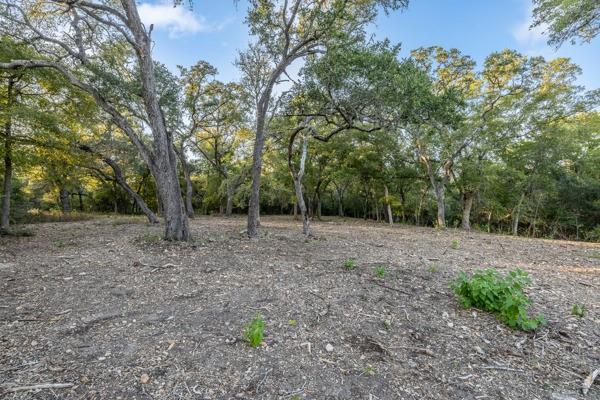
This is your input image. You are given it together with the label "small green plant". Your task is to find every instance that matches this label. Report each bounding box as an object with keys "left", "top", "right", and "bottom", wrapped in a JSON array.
[
  {"left": 362, "top": 364, "right": 375, "bottom": 376},
  {"left": 572, "top": 304, "right": 586, "bottom": 318},
  {"left": 54, "top": 239, "right": 65, "bottom": 248},
  {"left": 288, "top": 319, "right": 297, "bottom": 327},
  {"left": 382, "top": 319, "right": 392, "bottom": 330},
  {"left": 451, "top": 268, "right": 545, "bottom": 331},
  {"left": 374, "top": 266, "right": 386, "bottom": 278},
  {"left": 343, "top": 259, "right": 356, "bottom": 270},
  {"left": 427, "top": 264, "right": 438, "bottom": 273},
  {"left": 243, "top": 314, "right": 265, "bottom": 348},
  {"left": 137, "top": 232, "right": 161, "bottom": 244},
  {"left": 451, "top": 239, "right": 460, "bottom": 250}
]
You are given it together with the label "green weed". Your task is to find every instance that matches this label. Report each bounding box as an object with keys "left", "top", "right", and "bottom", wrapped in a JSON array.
[
  {"left": 451, "top": 239, "right": 460, "bottom": 250},
  {"left": 243, "top": 314, "right": 265, "bottom": 348},
  {"left": 572, "top": 304, "right": 586, "bottom": 318},
  {"left": 343, "top": 259, "right": 356, "bottom": 270},
  {"left": 451, "top": 268, "right": 545, "bottom": 331},
  {"left": 374, "top": 266, "right": 386, "bottom": 278},
  {"left": 362, "top": 364, "right": 375, "bottom": 376},
  {"left": 382, "top": 319, "right": 392, "bottom": 330}
]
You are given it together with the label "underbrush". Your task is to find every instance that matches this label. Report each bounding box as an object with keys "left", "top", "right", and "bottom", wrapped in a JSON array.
[
  {"left": 21, "top": 210, "right": 95, "bottom": 224},
  {"left": 0, "top": 226, "right": 35, "bottom": 237},
  {"left": 451, "top": 268, "right": 545, "bottom": 331}
]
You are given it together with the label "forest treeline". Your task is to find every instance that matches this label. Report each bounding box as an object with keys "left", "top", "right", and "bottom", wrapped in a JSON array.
[{"left": 0, "top": 0, "right": 599, "bottom": 241}]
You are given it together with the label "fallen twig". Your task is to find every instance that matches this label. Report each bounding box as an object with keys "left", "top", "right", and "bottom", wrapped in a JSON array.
[
  {"left": 0, "top": 361, "right": 39, "bottom": 373},
  {"left": 2, "top": 383, "right": 74, "bottom": 393},
  {"left": 582, "top": 367, "right": 600, "bottom": 395},
  {"left": 391, "top": 345, "right": 435, "bottom": 357},
  {"left": 69, "top": 311, "right": 121, "bottom": 334},
  {"left": 481, "top": 365, "right": 525, "bottom": 373},
  {"left": 368, "top": 279, "right": 410, "bottom": 295}
]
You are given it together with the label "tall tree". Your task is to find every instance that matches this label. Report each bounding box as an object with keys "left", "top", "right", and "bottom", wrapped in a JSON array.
[
  {"left": 0, "top": 0, "right": 189, "bottom": 240},
  {"left": 180, "top": 62, "right": 250, "bottom": 217},
  {"left": 239, "top": 0, "right": 408, "bottom": 237}
]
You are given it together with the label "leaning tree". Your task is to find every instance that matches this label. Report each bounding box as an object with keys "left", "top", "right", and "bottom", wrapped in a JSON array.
[{"left": 0, "top": 0, "right": 189, "bottom": 240}]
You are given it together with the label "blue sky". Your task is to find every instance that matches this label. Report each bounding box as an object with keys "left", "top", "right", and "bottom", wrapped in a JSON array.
[{"left": 139, "top": 0, "right": 600, "bottom": 90}]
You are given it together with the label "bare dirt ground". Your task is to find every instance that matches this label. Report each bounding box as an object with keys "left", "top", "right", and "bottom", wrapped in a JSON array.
[{"left": 1, "top": 215, "right": 599, "bottom": 400}]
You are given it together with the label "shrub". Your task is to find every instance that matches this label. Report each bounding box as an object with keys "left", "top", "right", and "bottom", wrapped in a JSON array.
[
  {"left": 451, "top": 268, "right": 545, "bottom": 331},
  {"left": 343, "top": 259, "right": 356, "bottom": 270},
  {"left": 585, "top": 225, "right": 600, "bottom": 242},
  {"left": 243, "top": 314, "right": 265, "bottom": 348}
]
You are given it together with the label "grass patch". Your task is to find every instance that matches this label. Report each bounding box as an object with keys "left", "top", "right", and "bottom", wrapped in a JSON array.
[
  {"left": 135, "top": 231, "right": 162, "bottom": 245},
  {"left": 374, "top": 266, "right": 386, "bottom": 278},
  {"left": 451, "top": 268, "right": 545, "bottom": 331},
  {"left": 22, "top": 210, "right": 94, "bottom": 224},
  {"left": 343, "top": 259, "right": 356, "bottom": 270},
  {"left": 0, "top": 226, "right": 35, "bottom": 237}
]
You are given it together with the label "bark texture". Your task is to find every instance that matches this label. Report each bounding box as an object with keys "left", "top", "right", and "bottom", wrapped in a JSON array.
[
  {"left": 1, "top": 77, "right": 13, "bottom": 231},
  {"left": 461, "top": 191, "right": 475, "bottom": 230}
]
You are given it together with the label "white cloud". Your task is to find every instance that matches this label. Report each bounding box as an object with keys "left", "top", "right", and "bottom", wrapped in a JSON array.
[
  {"left": 138, "top": 2, "right": 209, "bottom": 37},
  {"left": 511, "top": 2, "right": 548, "bottom": 46}
]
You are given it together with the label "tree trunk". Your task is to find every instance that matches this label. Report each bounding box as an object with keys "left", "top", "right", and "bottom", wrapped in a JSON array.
[
  {"left": 384, "top": 185, "right": 393, "bottom": 226},
  {"left": 335, "top": 185, "right": 344, "bottom": 217},
  {"left": 294, "top": 178, "right": 309, "bottom": 235},
  {"left": 461, "top": 191, "right": 475, "bottom": 230},
  {"left": 433, "top": 182, "right": 446, "bottom": 228},
  {"left": 225, "top": 181, "right": 234, "bottom": 217},
  {"left": 60, "top": 188, "right": 71, "bottom": 213},
  {"left": 1, "top": 77, "right": 13, "bottom": 232},
  {"left": 105, "top": 158, "right": 158, "bottom": 224},
  {"left": 415, "top": 187, "right": 427, "bottom": 226},
  {"left": 316, "top": 196, "right": 322, "bottom": 220},
  {"left": 178, "top": 151, "right": 194, "bottom": 219},
  {"left": 247, "top": 110, "right": 267, "bottom": 237},
  {"left": 122, "top": 0, "right": 189, "bottom": 240},
  {"left": 77, "top": 190, "right": 84, "bottom": 212},
  {"left": 512, "top": 192, "right": 525, "bottom": 236},
  {"left": 291, "top": 134, "right": 310, "bottom": 236},
  {"left": 112, "top": 180, "right": 119, "bottom": 213},
  {"left": 79, "top": 144, "right": 159, "bottom": 223}
]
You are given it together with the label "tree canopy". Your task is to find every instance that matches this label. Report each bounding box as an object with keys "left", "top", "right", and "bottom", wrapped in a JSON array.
[{"left": 0, "top": 0, "right": 599, "bottom": 242}]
